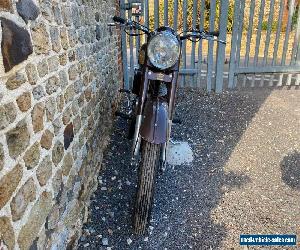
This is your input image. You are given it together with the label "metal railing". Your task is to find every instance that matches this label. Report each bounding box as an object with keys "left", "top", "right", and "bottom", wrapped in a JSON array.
[
  {"left": 229, "top": 0, "right": 300, "bottom": 88},
  {"left": 120, "top": 0, "right": 300, "bottom": 92}
]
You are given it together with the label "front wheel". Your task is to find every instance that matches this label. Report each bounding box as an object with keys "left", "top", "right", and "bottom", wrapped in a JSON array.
[{"left": 133, "top": 140, "right": 161, "bottom": 234}]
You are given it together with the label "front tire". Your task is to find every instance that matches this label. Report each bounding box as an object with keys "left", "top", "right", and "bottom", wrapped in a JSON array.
[{"left": 133, "top": 140, "right": 161, "bottom": 234}]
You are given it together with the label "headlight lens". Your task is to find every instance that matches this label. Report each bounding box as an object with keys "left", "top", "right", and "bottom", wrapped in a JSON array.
[{"left": 147, "top": 31, "right": 180, "bottom": 70}]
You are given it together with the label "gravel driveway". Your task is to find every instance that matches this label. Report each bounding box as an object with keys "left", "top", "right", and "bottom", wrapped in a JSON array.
[{"left": 77, "top": 87, "right": 300, "bottom": 250}]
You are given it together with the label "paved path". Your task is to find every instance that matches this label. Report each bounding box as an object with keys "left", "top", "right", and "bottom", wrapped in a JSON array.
[{"left": 78, "top": 88, "right": 300, "bottom": 249}]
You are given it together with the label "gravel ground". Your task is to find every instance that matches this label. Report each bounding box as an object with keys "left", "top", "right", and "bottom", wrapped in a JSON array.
[{"left": 77, "top": 88, "right": 300, "bottom": 250}]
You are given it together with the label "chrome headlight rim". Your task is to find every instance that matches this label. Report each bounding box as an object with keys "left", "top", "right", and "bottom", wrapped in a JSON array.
[{"left": 147, "top": 29, "right": 180, "bottom": 70}]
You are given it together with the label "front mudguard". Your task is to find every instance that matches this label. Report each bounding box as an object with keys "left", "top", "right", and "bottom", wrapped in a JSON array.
[{"left": 140, "top": 99, "right": 168, "bottom": 144}]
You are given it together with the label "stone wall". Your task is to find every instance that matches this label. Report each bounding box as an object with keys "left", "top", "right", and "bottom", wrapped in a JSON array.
[{"left": 0, "top": 0, "right": 122, "bottom": 249}]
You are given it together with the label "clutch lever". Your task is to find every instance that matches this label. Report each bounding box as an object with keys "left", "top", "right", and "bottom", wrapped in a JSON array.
[
  {"left": 218, "top": 39, "right": 226, "bottom": 45},
  {"left": 208, "top": 37, "right": 226, "bottom": 45}
]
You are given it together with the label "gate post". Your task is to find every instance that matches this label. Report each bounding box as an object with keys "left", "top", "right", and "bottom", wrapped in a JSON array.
[
  {"left": 120, "top": 0, "right": 129, "bottom": 89},
  {"left": 206, "top": 0, "right": 217, "bottom": 92},
  {"left": 215, "top": 0, "right": 229, "bottom": 93},
  {"left": 228, "top": 0, "right": 241, "bottom": 89}
]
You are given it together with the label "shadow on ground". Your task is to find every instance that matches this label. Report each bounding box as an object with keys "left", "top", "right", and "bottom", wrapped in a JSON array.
[
  {"left": 77, "top": 88, "right": 273, "bottom": 249},
  {"left": 280, "top": 151, "right": 300, "bottom": 191}
]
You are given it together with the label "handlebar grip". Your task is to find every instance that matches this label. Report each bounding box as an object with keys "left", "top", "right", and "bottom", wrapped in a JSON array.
[
  {"left": 207, "top": 31, "right": 220, "bottom": 37},
  {"left": 113, "top": 16, "right": 126, "bottom": 24},
  {"left": 180, "top": 35, "right": 189, "bottom": 40}
]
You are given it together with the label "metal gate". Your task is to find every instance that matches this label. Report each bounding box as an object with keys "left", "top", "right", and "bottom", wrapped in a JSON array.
[
  {"left": 119, "top": 0, "right": 300, "bottom": 93},
  {"left": 229, "top": 0, "right": 300, "bottom": 88}
]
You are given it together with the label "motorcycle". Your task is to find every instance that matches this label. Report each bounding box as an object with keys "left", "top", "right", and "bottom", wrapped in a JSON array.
[{"left": 112, "top": 15, "right": 225, "bottom": 234}]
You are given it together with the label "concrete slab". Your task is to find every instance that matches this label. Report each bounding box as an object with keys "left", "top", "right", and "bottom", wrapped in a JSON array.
[{"left": 166, "top": 141, "right": 194, "bottom": 166}]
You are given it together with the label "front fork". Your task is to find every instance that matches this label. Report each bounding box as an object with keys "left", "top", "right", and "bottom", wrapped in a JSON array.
[
  {"left": 132, "top": 114, "right": 142, "bottom": 157},
  {"left": 132, "top": 68, "right": 149, "bottom": 158},
  {"left": 161, "top": 71, "right": 178, "bottom": 164}
]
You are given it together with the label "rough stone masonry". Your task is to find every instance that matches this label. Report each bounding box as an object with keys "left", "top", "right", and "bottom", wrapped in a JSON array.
[{"left": 0, "top": 0, "right": 122, "bottom": 248}]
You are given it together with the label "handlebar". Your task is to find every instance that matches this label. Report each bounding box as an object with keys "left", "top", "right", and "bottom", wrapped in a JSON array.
[
  {"left": 207, "top": 31, "right": 220, "bottom": 37},
  {"left": 180, "top": 30, "right": 219, "bottom": 40},
  {"left": 180, "top": 30, "right": 225, "bottom": 44},
  {"left": 112, "top": 16, "right": 225, "bottom": 44},
  {"left": 112, "top": 15, "right": 150, "bottom": 34},
  {"left": 113, "top": 16, "right": 126, "bottom": 24}
]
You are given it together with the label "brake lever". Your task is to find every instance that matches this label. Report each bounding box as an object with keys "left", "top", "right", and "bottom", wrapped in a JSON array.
[
  {"left": 203, "top": 35, "right": 226, "bottom": 45},
  {"left": 210, "top": 37, "right": 226, "bottom": 44}
]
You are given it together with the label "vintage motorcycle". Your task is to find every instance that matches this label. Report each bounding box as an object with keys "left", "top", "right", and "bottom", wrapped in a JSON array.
[{"left": 112, "top": 15, "right": 225, "bottom": 234}]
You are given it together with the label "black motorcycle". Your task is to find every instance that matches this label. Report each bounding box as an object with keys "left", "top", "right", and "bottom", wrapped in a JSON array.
[{"left": 113, "top": 15, "right": 225, "bottom": 234}]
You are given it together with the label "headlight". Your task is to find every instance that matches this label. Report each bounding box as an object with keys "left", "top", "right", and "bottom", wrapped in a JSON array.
[{"left": 147, "top": 31, "right": 180, "bottom": 70}]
